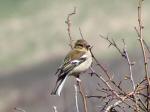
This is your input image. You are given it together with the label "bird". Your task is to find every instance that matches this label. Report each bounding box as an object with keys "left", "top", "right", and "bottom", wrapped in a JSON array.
[{"left": 51, "top": 39, "right": 92, "bottom": 96}]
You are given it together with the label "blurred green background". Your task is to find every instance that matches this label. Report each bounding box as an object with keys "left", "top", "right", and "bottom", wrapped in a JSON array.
[{"left": 0, "top": 0, "right": 150, "bottom": 112}]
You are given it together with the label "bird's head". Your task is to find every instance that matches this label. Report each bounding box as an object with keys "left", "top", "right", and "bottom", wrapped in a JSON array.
[{"left": 74, "top": 39, "right": 91, "bottom": 50}]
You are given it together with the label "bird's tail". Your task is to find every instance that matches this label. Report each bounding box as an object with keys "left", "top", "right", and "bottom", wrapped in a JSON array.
[{"left": 51, "top": 75, "right": 69, "bottom": 96}]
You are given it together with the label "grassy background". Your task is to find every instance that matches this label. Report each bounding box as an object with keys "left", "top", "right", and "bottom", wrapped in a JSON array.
[
  {"left": 0, "top": 0, "right": 150, "bottom": 70},
  {"left": 0, "top": 0, "right": 150, "bottom": 112}
]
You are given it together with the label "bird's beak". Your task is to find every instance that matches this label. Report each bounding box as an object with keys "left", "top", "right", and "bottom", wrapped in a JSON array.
[{"left": 86, "top": 45, "right": 91, "bottom": 49}]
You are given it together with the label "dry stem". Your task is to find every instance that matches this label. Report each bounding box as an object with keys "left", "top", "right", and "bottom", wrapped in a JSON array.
[
  {"left": 77, "top": 81, "right": 88, "bottom": 112},
  {"left": 74, "top": 85, "right": 80, "bottom": 112},
  {"left": 135, "top": 0, "right": 150, "bottom": 110},
  {"left": 122, "top": 39, "right": 139, "bottom": 111},
  {"left": 135, "top": 0, "right": 150, "bottom": 86},
  {"left": 90, "top": 67, "right": 137, "bottom": 111},
  {"left": 65, "top": 7, "right": 76, "bottom": 49}
]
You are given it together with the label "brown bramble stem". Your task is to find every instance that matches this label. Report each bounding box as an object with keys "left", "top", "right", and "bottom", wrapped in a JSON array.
[
  {"left": 122, "top": 40, "right": 140, "bottom": 111},
  {"left": 94, "top": 70, "right": 138, "bottom": 111},
  {"left": 77, "top": 80, "right": 88, "bottom": 112},
  {"left": 135, "top": 0, "right": 150, "bottom": 110},
  {"left": 65, "top": 7, "right": 76, "bottom": 49},
  {"left": 135, "top": 0, "right": 150, "bottom": 86}
]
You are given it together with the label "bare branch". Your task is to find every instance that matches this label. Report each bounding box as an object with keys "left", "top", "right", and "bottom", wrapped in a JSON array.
[
  {"left": 90, "top": 48, "right": 127, "bottom": 94},
  {"left": 122, "top": 39, "right": 135, "bottom": 90},
  {"left": 65, "top": 7, "right": 76, "bottom": 49},
  {"left": 74, "top": 85, "right": 80, "bottom": 112},
  {"left": 135, "top": 0, "right": 150, "bottom": 110},
  {"left": 100, "top": 34, "right": 126, "bottom": 59},
  {"left": 77, "top": 80, "right": 88, "bottom": 112},
  {"left": 89, "top": 48, "right": 111, "bottom": 80},
  {"left": 105, "top": 100, "right": 122, "bottom": 112},
  {"left": 122, "top": 39, "right": 139, "bottom": 111},
  {"left": 89, "top": 68, "right": 132, "bottom": 103},
  {"left": 135, "top": 0, "right": 150, "bottom": 85}
]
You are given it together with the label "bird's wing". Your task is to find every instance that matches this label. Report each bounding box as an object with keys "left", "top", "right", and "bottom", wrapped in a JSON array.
[{"left": 56, "top": 49, "right": 87, "bottom": 81}]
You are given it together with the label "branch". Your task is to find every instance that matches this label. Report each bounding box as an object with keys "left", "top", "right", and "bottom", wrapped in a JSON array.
[
  {"left": 77, "top": 80, "right": 88, "bottom": 112},
  {"left": 90, "top": 68, "right": 126, "bottom": 102},
  {"left": 122, "top": 39, "right": 140, "bottom": 111},
  {"left": 65, "top": 7, "right": 76, "bottom": 49},
  {"left": 99, "top": 35, "right": 141, "bottom": 111},
  {"left": 100, "top": 34, "right": 126, "bottom": 59},
  {"left": 89, "top": 47, "right": 111, "bottom": 80},
  {"left": 135, "top": 0, "right": 150, "bottom": 85},
  {"left": 122, "top": 39, "right": 135, "bottom": 91},
  {"left": 105, "top": 100, "right": 122, "bottom": 112},
  {"left": 74, "top": 85, "right": 80, "bottom": 112},
  {"left": 90, "top": 65, "right": 139, "bottom": 111},
  {"left": 90, "top": 48, "right": 129, "bottom": 100},
  {"left": 135, "top": 0, "right": 150, "bottom": 110}
]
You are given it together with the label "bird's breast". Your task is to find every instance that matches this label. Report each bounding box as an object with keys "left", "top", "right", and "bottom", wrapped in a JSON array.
[{"left": 72, "top": 51, "right": 92, "bottom": 73}]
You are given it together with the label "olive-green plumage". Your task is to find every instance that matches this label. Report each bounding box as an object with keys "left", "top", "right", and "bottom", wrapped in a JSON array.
[{"left": 51, "top": 39, "right": 92, "bottom": 96}]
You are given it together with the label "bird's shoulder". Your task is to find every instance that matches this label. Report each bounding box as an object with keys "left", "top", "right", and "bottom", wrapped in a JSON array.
[{"left": 65, "top": 49, "right": 86, "bottom": 61}]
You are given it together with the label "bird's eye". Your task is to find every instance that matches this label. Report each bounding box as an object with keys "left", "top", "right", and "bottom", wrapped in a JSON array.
[{"left": 77, "top": 44, "right": 83, "bottom": 47}]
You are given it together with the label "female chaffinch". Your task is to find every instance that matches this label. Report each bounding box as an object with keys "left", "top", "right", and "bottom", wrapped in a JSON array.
[{"left": 51, "top": 39, "right": 92, "bottom": 96}]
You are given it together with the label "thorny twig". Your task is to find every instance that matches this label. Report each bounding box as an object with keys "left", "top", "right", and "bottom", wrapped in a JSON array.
[
  {"left": 100, "top": 34, "right": 126, "bottom": 59},
  {"left": 99, "top": 35, "right": 141, "bottom": 111},
  {"left": 97, "top": 35, "right": 130, "bottom": 92},
  {"left": 122, "top": 39, "right": 135, "bottom": 91},
  {"left": 134, "top": 0, "right": 150, "bottom": 86},
  {"left": 122, "top": 39, "right": 139, "bottom": 111},
  {"left": 90, "top": 47, "right": 128, "bottom": 99},
  {"left": 100, "top": 35, "right": 125, "bottom": 58},
  {"left": 135, "top": 0, "right": 150, "bottom": 110},
  {"left": 65, "top": 7, "right": 76, "bottom": 49},
  {"left": 89, "top": 67, "right": 137, "bottom": 111}
]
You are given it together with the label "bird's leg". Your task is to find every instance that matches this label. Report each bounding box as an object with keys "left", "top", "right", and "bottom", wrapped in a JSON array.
[{"left": 76, "top": 75, "right": 81, "bottom": 82}]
